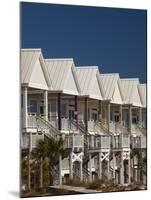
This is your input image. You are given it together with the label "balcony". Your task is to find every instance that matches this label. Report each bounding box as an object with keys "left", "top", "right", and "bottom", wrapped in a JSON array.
[
  {"left": 21, "top": 133, "right": 44, "bottom": 150},
  {"left": 131, "top": 136, "right": 146, "bottom": 149},
  {"left": 111, "top": 135, "right": 130, "bottom": 149},
  {"left": 64, "top": 134, "right": 84, "bottom": 149},
  {"left": 88, "top": 135, "right": 111, "bottom": 150}
]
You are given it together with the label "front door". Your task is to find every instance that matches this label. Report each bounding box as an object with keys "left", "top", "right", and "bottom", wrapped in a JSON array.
[{"left": 114, "top": 111, "right": 120, "bottom": 122}]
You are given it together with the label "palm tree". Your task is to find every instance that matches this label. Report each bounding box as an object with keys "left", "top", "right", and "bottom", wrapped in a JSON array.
[{"left": 36, "top": 136, "right": 64, "bottom": 189}]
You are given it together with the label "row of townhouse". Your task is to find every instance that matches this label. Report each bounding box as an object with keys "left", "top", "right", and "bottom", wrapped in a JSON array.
[{"left": 21, "top": 48, "right": 147, "bottom": 189}]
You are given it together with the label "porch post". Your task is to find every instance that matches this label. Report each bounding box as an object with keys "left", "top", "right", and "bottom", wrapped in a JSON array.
[
  {"left": 120, "top": 151, "right": 124, "bottom": 185},
  {"left": 98, "top": 100, "right": 102, "bottom": 120},
  {"left": 74, "top": 96, "right": 78, "bottom": 128},
  {"left": 108, "top": 102, "right": 110, "bottom": 133},
  {"left": 139, "top": 107, "right": 142, "bottom": 126},
  {"left": 44, "top": 90, "right": 48, "bottom": 120},
  {"left": 84, "top": 97, "right": 88, "bottom": 132},
  {"left": 69, "top": 152, "right": 73, "bottom": 179},
  {"left": 120, "top": 105, "right": 122, "bottom": 125},
  {"left": 27, "top": 151, "right": 31, "bottom": 190},
  {"left": 58, "top": 93, "right": 62, "bottom": 130},
  {"left": 80, "top": 160, "right": 83, "bottom": 181},
  {"left": 98, "top": 152, "right": 102, "bottom": 179},
  {"left": 113, "top": 152, "right": 116, "bottom": 184},
  {"left": 129, "top": 105, "right": 132, "bottom": 134},
  {"left": 128, "top": 158, "right": 131, "bottom": 185},
  {"left": 23, "top": 87, "right": 28, "bottom": 128},
  {"left": 89, "top": 153, "right": 92, "bottom": 182},
  {"left": 59, "top": 154, "right": 62, "bottom": 185}
]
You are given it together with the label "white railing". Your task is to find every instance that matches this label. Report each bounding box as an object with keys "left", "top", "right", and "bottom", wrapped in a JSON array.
[
  {"left": 131, "top": 136, "right": 146, "bottom": 149},
  {"left": 21, "top": 133, "right": 44, "bottom": 149},
  {"left": 88, "top": 135, "right": 111, "bottom": 150},
  {"left": 112, "top": 135, "right": 130, "bottom": 149},
  {"left": 64, "top": 134, "right": 84, "bottom": 149}
]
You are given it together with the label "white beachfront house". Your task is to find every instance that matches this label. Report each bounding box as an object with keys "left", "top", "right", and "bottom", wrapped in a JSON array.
[{"left": 21, "top": 48, "right": 147, "bottom": 189}]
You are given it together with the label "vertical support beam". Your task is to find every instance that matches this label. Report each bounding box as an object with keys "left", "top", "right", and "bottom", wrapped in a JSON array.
[
  {"left": 139, "top": 107, "right": 142, "bottom": 126},
  {"left": 44, "top": 90, "right": 48, "bottom": 120},
  {"left": 59, "top": 154, "right": 62, "bottom": 185},
  {"left": 113, "top": 152, "right": 116, "bottom": 183},
  {"left": 58, "top": 93, "right": 62, "bottom": 130},
  {"left": 107, "top": 160, "right": 110, "bottom": 181},
  {"left": 108, "top": 102, "right": 110, "bottom": 133},
  {"left": 84, "top": 97, "right": 88, "bottom": 132},
  {"left": 80, "top": 160, "right": 83, "bottom": 181},
  {"left": 23, "top": 87, "right": 28, "bottom": 128},
  {"left": 98, "top": 100, "right": 102, "bottom": 120},
  {"left": 69, "top": 152, "right": 73, "bottom": 179},
  {"left": 40, "top": 157, "right": 43, "bottom": 188},
  {"left": 120, "top": 151, "right": 124, "bottom": 185},
  {"left": 27, "top": 152, "right": 31, "bottom": 190},
  {"left": 129, "top": 105, "right": 132, "bottom": 134},
  {"left": 120, "top": 105, "right": 122, "bottom": 125},
  {"left": 74, "top": 96, "right": 78, "bottom": 128},
  {"left": 89, "top": 153, "right": 92, "bottom": 182},
  {"left": 29, "top": 132, "right": 32, "bottom": 152},
  {"left": 128, "top": 158, "right": 131, "bottom": 185},
  {"left": 98, "top": 152, "right": 102, "bottom": 179}
]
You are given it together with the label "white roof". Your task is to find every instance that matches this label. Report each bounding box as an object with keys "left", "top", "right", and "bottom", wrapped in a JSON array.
[
  {"left": 45, "top": 58, "right": 81, "bottom": 95},
  {"left": 120, "top": 78, "right": 142, "bottom": 107},
  {"left": 76, "top": 66, "right": 104, "bottom": 100},
  {"left": 99, "top": 73, "right": 123, "bottom": 104},
  {"left": 138, "top": 84, "right": 146, "bottom": 107},
  {"left": 21, "top": 49, "right": 52, "bottom": 90}
]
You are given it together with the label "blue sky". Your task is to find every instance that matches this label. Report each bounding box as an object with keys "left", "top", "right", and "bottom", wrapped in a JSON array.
[{"left": 21, "top": 2, "right": 147, "bottom": 83}]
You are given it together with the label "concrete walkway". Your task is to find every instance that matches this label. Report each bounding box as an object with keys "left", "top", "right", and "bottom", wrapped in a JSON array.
[{"left": 49, "top": 185, "right": 101, "bottom": 194}]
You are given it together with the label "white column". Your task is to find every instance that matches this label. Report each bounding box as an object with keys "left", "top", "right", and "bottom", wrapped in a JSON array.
[
  {"left": 129, "top": 105, "right": 132, "bottom": 134},
  {"left": 23, "top": 87, "right": 28, "bottom": 128},
  {"left": 29, "top": 132, "right": 32, "bottom": 152},
  {"left": 107, "top": 160, "right": 110, "bottom": 180},
  {"left": 113, "top": 152, "right": 116, "bottom": 183},
  {"left": 98, "top": 152, "right": 102, "bottom": 179},
  {"left": 44, "top": 90, "right": 48, "bottom": 120},
  {"left": 108, "top": 103, "right": 110, "bottom": 133},
  {"left": 27, "top": 152, "right": 31, "bottom": 190},
  {"left": 80, "top": 160, "right": 83, "bottom": 181},
  {"left": 89, "top": 153, "right": 92, "bottom": 182},
  {"left": 120, "top": 151, "right": 124, "bottom": 185},
  {"left": 139, "top": 107, "right": 142, "bottom": 126},
  {"left": 120, "top": 105, "right": 122, "bottom": 125},
  {"left": 59, "top": 154, "right": 62, "bottom": 185},
  {"left": 128, "top": 158, "right": 131, "bottom": 185},
  {"left": 69, "top": 153, "right": 73, "bottom": 179}
]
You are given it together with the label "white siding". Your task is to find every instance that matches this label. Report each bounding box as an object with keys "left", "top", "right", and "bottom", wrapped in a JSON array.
[
  {"left": 112, "top": 83, "right": 123, "bottom": 104},
  {"left": 29, "top": 58, "right": 48, "bottom": 90}
]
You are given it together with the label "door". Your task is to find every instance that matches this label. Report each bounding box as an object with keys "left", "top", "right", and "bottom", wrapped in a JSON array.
[{"left": 114, "top": 111, "right": 120, "bottom": 122}]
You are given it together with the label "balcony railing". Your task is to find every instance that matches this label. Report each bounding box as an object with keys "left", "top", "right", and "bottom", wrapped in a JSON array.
[
  {"left": 64, "top": 134, "right": 84, "bottom": 149},
  {"left": 21, "top": 133, "right": 44, "bottom": 149},
  {"left": 88, "top": 135, "right": 111, "bottom": 150},
  {"left": 131, "top": 136, "right": 146, "bottom": 149},
  {"left": 111, "top": 135, "right": 130, "bottom": 149}
]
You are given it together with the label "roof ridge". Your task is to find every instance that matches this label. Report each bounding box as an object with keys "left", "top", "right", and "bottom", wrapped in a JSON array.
[{"left": 45, "top": 58, "right": 73, "bottom": 61}]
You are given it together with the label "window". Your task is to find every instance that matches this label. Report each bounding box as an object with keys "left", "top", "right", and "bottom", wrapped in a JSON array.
[
  {"left": 29, "top": 100, "right": 37, "bottom": 113},
  {"left": 91, "top": 113, "right": 98, "bottom": 121},
  {"left": 61, "top": 103, "right": 67, "bottom": 117}
]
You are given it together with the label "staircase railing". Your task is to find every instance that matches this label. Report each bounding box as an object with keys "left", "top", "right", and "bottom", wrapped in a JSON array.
[{"left": 36, "top": 115, "right": 61, "bottom": 140}]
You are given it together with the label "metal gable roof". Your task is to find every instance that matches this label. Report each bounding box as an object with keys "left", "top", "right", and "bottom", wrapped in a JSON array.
[
  {"left": 21, "top": 49, "right": 50, "bottom": 90},
  {"left": 120, "top": 78, "right": 142, "bottom": 106},
  {"left": 76, "top": 66, "right": 103, "bottom": 100},
  {"left": 138, "top": 84, "right": 146, "bottom": 107},
  {"left": 99, "top": 73, "right": 120, "bottom": 101},
  {"left": 45, "top": 58, "right": 80, "bottom": 95}
]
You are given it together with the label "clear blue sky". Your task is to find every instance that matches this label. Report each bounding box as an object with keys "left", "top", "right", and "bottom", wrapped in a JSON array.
[{"left": 21, "top": 2, "right": 147, "bottom": 83}]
